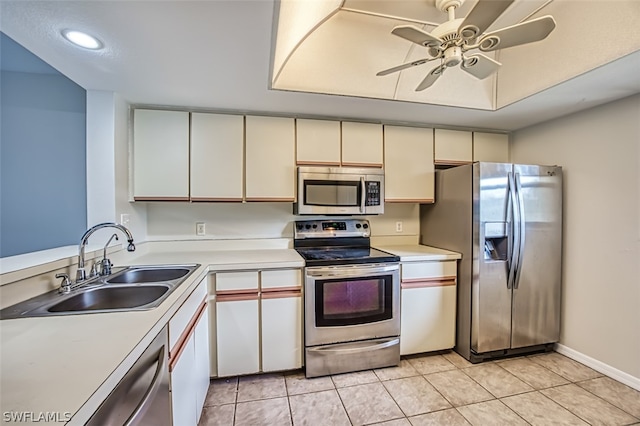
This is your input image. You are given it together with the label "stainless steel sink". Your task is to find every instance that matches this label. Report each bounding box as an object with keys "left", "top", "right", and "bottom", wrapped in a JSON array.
[
  {"left": 106, "top": 267, "right": 192, "bottom": 284},
  {"left": 0, "top": 264, "right": 199, "bottom": 319},
  {"left": 47, "top": 285, "right": 170, "bottom": 312}
]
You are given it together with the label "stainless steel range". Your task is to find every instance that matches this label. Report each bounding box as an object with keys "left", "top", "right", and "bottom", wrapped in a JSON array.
[{"left": 294, "top": 219, "right": 401, "bottom": 378}]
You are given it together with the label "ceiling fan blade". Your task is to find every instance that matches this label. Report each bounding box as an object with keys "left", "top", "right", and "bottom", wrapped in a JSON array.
[
  {"left": 478, "top": 15, "right": 557, "bottom": 52},
  {"left": 377, "top": 58, "right": 435, "bottom": 76},
  {"left": 416, "top": 65, "right": 446, "bottom": 91},
  {"left": 459, "top": 0, "right": 514, "bottom": 40},
  {"left": 391, "top": 25, "right": 442, "bottom": 47},
  {"left": 461, "top": 54, "right": 502, "bottom": 80}
]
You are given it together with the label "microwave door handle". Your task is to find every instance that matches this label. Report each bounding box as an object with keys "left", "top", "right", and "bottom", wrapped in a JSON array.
[{"left": 360, "top": 177, "right": 366, "bottom": 213}]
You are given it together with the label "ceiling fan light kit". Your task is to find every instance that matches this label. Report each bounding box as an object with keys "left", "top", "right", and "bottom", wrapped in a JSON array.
[{"left": 378, "top": 0, "right": 557, "bottom": 91}]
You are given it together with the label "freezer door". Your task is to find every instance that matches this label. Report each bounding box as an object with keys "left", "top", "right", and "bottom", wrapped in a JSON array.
[
  {"left": 472, "top": 162, "right": 513, "bottom": 354},
  {"left": 511, "top": 164, "right": 562, "bottom": 348}
]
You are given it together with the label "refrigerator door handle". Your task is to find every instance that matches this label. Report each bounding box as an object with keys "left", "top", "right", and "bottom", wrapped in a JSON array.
[
  {"left": 514, "top": 173, "right": 526, "bottom": 289},
  {"left": 507, "top": 172, "right": 520, "bottom": 290}
]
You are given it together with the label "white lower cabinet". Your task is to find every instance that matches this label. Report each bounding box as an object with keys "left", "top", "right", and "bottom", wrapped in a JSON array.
[
  {"left": 216, "top": 297, "right": 260, "bottom": 376},
  {"left": 400, "top": 261, "right": 457, "bottom": 356},
  {"left": 171, "top": 332, "right": 196, "bottom": 426},
  {"left": 401, "top": 285, "right": 456, "bottom": 355},
  {"left": 169, "top": 279, "right": 210, "bottom": 426},
  {"left": 261, "top": 294, "right": 303, "bottom": 372},
  {"left": 214, "top": 268, "right": 303, "bottom": 377}
]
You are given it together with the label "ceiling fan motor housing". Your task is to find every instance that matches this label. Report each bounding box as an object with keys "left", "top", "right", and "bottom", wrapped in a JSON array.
[{"left": 444, "top": 46, "right": 462, "bottom": 67}]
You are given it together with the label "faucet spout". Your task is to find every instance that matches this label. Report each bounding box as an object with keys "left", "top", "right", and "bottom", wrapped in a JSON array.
[{"left": 77, "top": 222, "right": 135, "bottom": 282}]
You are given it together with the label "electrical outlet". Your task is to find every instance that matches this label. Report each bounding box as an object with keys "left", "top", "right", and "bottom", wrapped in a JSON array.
[
  {"left": 396, "top": 221, "right": 403, "bottom": 233},
  {"left": 196, "top": 222, "right": 206, "bottom": 236},
  {"left": 120, "top": 213, "right": 130, "bottom": 225}
]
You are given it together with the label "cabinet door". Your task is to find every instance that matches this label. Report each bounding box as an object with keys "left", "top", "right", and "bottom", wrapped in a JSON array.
[
  {"left": 171, "top": 332, "right": 197, "bottom": 426},
  {"left": 434, "top": 129, "right": 473, "bottom": 165},
  {"left": 215, "top": 271, "right": 259, "bottom": 293},
  {"left": 296, "top": 119, "right": 340, "bottom": 166},
  {"left": 216, "top": 298, "right": 260, "bottom": 376},
  {"left": 473, "top": 132, "right": 509, "bottom": 163},
  {"left": 245, "top": 116, "right": 295, "bottom": 201},
  {"left": 342, "top": 122, "right": 383, "bottom": 167},
  {"left": 190, "top": 113, "right": 244, "bottom": 201},
  {"left": 194, "top": 307, "right": 210, "bottom": 423},
  {"left": 400, "top": 285, "right": 457, "bottom": 355},
  {"left": 261, "top": 293, "right": 303, "bottom": 372},
  {"left": 133, "top": 109, "right": 189, "bottom": 200},
  {"left": 384, "top": 125, "right": 434, "bottom": 203}
]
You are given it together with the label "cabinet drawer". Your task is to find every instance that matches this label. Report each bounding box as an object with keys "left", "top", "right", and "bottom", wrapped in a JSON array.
[
  {"left": 169, "top": 279, "right": 207, "bottom": 351},
  {"left": 261, "top": 269, "right": 302, "bottom": 291},
  {"left": 402, "top": 261, "right": 456, "bottom": 281},
  {"left": 216, "top": 271, "right": 259, "bottom": 293}
]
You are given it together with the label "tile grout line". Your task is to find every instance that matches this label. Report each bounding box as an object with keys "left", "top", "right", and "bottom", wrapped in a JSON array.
[
  {"left": 574, "top": 378, "right": 640, "bottom": 421},
  {"left": 526, "top": 354, "right": 639, "bottom": 422},
  {"left": 332, "top": 375, "right": 356, "bottom": 426},
  {"left": 377, "top": 374, "right": 411, "bottom": 422},
  {"left": 283, "top": 373, "right": 295, "bottom": 426}
]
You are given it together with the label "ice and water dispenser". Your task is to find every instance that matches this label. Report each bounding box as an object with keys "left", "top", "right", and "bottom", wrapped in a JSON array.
[{"left": 483, "top": 222, "right": 508, "bottom": 261}]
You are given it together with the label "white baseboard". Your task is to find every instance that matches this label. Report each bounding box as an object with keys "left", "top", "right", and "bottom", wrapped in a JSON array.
[{"left": 554, "top": 343, "right": 640, "bottom": 391}]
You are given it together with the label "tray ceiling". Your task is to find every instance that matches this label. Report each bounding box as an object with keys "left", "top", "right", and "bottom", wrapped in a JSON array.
[{"left": 271, "top": 0, "right": 640, "bottom": 110}]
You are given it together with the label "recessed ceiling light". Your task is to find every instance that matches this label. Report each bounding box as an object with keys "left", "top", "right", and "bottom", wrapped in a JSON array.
[{"left": 61, "top": 29, "right": 103, "bottom": 50}]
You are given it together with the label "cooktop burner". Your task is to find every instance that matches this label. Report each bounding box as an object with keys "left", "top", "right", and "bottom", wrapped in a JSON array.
[{"left": 293, "top": 219, "right": 399, "bottom": 267}]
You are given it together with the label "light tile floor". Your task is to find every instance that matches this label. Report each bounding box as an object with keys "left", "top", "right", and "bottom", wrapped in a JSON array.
[{"left": 198, "top": 351, "right": 640, "bottom": 426}]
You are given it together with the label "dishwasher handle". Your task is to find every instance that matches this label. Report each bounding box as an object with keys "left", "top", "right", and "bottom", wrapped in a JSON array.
[{"left": 124, "top": 345, "right": 167, "bottom": 426}]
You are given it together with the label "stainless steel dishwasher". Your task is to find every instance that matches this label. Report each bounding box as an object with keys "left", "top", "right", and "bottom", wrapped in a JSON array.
[{"left": 87, "top": 326, "right": 171, "bottom": 425}]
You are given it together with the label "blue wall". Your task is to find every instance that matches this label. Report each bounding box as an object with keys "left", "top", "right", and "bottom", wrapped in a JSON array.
[{"left": 1, "top": 32, "right": 87, "bottom": 257}]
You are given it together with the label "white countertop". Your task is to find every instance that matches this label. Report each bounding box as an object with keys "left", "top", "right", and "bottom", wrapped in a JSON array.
[
  {"left": 376, "top": 244, "right": 462, "bottom": 262},
  {"left": 0, "top": 247, "right": 304, "bottom": 426}
]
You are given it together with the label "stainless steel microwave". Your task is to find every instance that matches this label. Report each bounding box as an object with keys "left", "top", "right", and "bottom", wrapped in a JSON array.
[{"left": 294, "top": 166, "right": 384, "bottom": 215}]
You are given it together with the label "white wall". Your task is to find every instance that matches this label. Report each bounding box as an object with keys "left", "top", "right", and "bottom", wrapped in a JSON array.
[
  {"left": 511, "top": 94, "right": 640, "bottom": 381},
  {"left": 145, "top": 202, "right": 419, "bottom": 244},
  {"left": 86, "top": 91, "right": 147, "bottom": 245}
]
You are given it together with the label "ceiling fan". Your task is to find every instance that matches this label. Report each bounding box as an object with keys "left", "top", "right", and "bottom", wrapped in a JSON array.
[{"left": 377, "top": 0, "right": 556, "bottom": 91}]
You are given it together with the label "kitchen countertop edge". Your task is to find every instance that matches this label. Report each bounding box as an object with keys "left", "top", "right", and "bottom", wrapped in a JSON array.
[{"left": 376, "top": 244, "right": 462, "bottom": 261}]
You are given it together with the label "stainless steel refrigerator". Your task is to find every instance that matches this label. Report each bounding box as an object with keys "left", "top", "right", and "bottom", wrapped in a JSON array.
[{"left": 420, "top": 162, "right": 562, "bottom": 362}]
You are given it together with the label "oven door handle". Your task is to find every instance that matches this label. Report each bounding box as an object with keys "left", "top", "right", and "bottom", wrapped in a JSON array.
[
  {"left": 306, "top": 263, "right": 399, "bottom": 277},
  {"left": 308, "top": 338, "right": 400, "bottom": 354},
  {"left": 360, "top": 176, "right": 366, "bottom": 213}
]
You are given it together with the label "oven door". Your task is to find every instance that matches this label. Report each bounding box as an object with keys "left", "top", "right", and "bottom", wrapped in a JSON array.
[{"left": 305, "top": 263, "right": 400, "bottom": 346}]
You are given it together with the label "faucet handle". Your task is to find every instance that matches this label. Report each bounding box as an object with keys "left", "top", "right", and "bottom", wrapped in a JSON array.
[
  {"left": 56, "top": 273, "right": 72, "bottom": 294},
  {"left": 100, "top": 258, "right": 113, "bottom": 276},
  {"left": 90, "top": 262, "right": 101, "bottom": 277}
]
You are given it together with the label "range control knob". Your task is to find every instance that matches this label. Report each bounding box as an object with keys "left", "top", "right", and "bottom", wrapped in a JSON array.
[
  {"left": 362, "top": 223, "right": 369, "bottom": 229},
  {"left": 305, "top": 224, "right": 311, "bottom": 230},
  {"left": 355, "top": 223, "right": 361, "bottom": 229},
  {"left": 312, "top": 224, "right": 317, "bottom": 229},
  {"left": 296, "top": 224, "right": 303, "bottom": 230}
]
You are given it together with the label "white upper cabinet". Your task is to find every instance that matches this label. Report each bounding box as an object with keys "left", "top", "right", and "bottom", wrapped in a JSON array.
[
  {"left": 296, "top": 119, "right": 341, "bottom": 166},
  {"left": 245, "top": 116, "right": 296, "bottom": 201},
  {"left": 384, "top": 125, "right": 435, "bottom": 203},
  {"left": 341, "top": 122, "right": 383, "bottom": 167},
  {"left": 190, "top": 113, "right": 244, "bottom": 201},
  {"left": 473, "top": 132, "right": 509, "bottom": 163},
  {"left": 434, "top": 129, "right": 473, "bottom": 165},
  {"left": 133, "top": 109, "right": 190, "bottom": 200}
]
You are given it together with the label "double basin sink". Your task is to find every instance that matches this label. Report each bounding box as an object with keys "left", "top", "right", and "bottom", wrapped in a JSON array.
[{"left": 0, "top": 264, "right": 200, "bottom": 320}]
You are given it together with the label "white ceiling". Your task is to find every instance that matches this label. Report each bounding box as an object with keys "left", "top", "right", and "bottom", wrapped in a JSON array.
[{"left": 1, "top": 0, "right": 639, "bottom": 132}]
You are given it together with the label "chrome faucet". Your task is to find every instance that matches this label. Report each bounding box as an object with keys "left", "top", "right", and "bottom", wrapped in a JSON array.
[{"left": 76, "top": 222, "right": 136, "bottom": 283}]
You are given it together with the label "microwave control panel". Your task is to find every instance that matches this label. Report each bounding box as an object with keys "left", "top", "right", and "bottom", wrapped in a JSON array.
[{"left": 365, "top": 181, "right": 381, "bottom": 206}]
